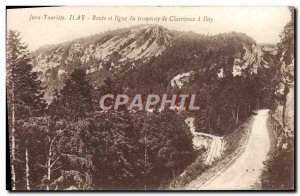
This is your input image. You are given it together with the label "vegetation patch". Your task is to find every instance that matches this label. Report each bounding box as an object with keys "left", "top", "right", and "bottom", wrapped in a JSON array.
[{"left": 260, "top": 117, "right": 294, "bottom": 190}]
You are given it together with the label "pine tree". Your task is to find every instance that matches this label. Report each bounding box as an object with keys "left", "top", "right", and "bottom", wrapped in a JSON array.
[
  {"left": 50, "top": 68, "right": 93, "bottom": 120},
  {"left": 7, "top": 30, "right": 46, "bottom": 190}
]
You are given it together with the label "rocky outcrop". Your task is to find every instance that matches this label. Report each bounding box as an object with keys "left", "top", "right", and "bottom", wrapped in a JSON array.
[
  {"left": 32, "top": 25, "right": 173, "bottom": 102},
  {"left": 232, "top": 44, "right": 270, "bottom": 77},
  {"left": 171, "top": 71, "right": 195, "bottom": 89}
]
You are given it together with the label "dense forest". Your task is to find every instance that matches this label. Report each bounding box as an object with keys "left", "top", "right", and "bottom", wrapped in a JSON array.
[
  {"left": 7, "top": 32, "right": 196, "bottom": 189},
  {"left": 7, "top": 9, "right": 294, "bottom": 190},
  {"left": 117, "top": 32, "right": 280, "bottom": 136}
]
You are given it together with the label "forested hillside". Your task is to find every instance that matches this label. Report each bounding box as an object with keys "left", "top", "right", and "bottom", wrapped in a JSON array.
[
  {"left": 7, "top": 14, "right": 293, "bottom": 190},
  {"left": 31, "top": 24, "right": 281, "bottom": 136}
]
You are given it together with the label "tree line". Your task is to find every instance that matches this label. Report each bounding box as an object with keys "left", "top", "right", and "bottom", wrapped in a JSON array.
[
  {"left": 7, "top": 30, "right": 196, "bottom": 190},
  {"left": 117, "top": 31, "right": 281, "bottom": 136}
]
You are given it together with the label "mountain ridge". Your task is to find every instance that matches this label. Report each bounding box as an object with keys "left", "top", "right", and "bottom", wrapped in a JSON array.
[{"left": 31, "top": 24, "right": 276, "bottom": 103}]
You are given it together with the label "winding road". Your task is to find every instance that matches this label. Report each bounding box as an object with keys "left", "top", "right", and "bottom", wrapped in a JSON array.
[
  {"left": 185, "top": 117, "right": 224, "bottom": 165},
  {"left": 190, "top": 109, "right": 271, "bottom": 190}
]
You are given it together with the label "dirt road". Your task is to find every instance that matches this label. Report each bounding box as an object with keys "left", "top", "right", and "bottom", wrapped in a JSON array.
[
  {"left": 195, "top": 109, "right": 271, "bottom": 190},
  {"left": 185, "top": 117, "right": 224, "bottom": 165}
]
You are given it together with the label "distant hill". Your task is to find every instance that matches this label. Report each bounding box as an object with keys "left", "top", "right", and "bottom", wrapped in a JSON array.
[{"left": 31, "top": 24, "right": 276, "bottom": 103}]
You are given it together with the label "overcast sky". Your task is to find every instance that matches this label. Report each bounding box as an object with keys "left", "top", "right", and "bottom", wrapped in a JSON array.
[{"left": 7, "top": 7, "right": 291, "bottom": 51}]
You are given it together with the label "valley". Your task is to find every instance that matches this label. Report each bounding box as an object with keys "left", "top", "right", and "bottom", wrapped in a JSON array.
[{"left": 8, "top": 14, "right": 294, "bottom": 190}]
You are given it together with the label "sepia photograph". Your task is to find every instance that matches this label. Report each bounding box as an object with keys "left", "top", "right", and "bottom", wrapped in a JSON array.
[{"left": 6, "top": 6, "right": 295, "bottom": 191}]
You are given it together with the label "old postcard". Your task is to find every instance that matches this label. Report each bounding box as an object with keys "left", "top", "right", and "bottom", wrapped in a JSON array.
[{"left": 6, "top": 6, "right": 294, "bottom": 191}]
